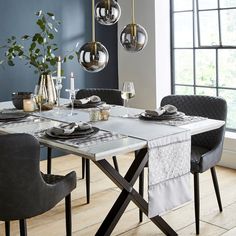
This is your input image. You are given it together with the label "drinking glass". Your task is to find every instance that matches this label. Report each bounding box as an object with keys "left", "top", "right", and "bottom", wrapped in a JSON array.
[
  {"left": 121, "top": 81, "right": 135, "bottom": 117},
  {"left": 34, "top": 85, "right": 45, "bottom": 120},
  {"left": 70, "top": 92, "right": 76, "bottom": 116}
]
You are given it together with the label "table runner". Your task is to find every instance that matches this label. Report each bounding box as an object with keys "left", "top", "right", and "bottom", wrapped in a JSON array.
[
  {"left": 93, "top": 117, "right": 192, "bottom": 217},
  {"left": 148, "top": 130, "right": 191, "bottom": 217}
]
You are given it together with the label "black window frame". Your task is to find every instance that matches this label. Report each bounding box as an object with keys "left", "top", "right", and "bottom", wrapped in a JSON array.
[{"left": 170, "top": 0, "right": 236, "bottom": 131}]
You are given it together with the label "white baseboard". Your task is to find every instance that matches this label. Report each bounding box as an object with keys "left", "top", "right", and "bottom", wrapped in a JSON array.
[
  {"left": 219, "top": 149, "right": 236, "bottom": 169},
  {"left": 217, "top": 132, "right": 236, "bottom": 169}
]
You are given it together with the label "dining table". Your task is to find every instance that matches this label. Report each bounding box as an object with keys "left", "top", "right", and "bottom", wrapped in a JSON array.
[{"left": 0, "top": 100, "right": 225, "bottom": 236}]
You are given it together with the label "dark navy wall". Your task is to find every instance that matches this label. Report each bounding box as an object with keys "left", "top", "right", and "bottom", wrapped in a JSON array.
[{"left": 0, "top": 0, "right": 118, "bottom": 101}]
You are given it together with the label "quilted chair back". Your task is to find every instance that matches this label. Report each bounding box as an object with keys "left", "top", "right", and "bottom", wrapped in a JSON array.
[
  {"left": 161, "top": 95, "right": 227, "bottom": 150},
  {"left": 0, "top": 134, "right": 47, "bottom": 220},
  {"left": 76, "top": 88, "right": 123, "bottom": 106}
]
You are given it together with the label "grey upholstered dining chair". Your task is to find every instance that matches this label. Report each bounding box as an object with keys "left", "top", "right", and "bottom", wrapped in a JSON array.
[
  {"left": 160, "top": 95, "right": 227, "bottom": 235},
  {"left": 76, "top": 88, "right": 123, "bottom": 203},
  {"left": 0, "top": 133, "right": 77, "bottom": 236}
]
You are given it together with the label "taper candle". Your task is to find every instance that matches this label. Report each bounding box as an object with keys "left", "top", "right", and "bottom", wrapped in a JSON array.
[
  {"left": 70, "top": 72, "right": 75, "bottom": 90},
  {"left": 57, "top": 56, "right": 61, "bottom": 77}
]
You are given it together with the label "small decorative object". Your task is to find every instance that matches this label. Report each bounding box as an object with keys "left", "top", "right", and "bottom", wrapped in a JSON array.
[
  {"left": 78, "top": 0, "right": 109, "bottom": 73},
  {"left": 0, "top": 10, "right": 76, "bottom": 105},
  {"left": 99, "top": 104, "right": 111, "bottom": 120},
  {"left": 23, "top": 95, "right": 35, "bottom": 112},
  {"left": 38, "top": 74, "right": 57, "bottom": 105},
  {"left": 89, "top": 108, "right": 101, "bottom": 122},
  {"left": 120, "top": 0, "right": 148, "bottom": 52},
  {"left": 66, "top": 72, "right": 79, "bottom": 116},
  {"left": 95, "top": 0, "right": 121, "bottom": 25},
  {"left": 12, "top": 92, "right": 32, "bottom": 110}
]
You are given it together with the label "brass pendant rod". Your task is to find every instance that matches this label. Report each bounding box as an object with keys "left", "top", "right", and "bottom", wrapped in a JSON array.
[
  {"left": 132, "top": 0, "right": 135, "bottom": 24},
  {"left": 107, "top": 0, "right": 111, "bottom": 11},
  {"left": 92, "top": 0, "right": 95, "bottom": 42}
]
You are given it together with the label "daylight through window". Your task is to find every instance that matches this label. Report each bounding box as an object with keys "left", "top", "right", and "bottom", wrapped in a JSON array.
[{"left": 170, "top": 0, "right": 236, "bottom": 130}]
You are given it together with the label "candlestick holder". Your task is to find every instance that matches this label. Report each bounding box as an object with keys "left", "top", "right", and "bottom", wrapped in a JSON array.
[
  {"left": 66, "top": 88, "right": 79, "bottom": 116},
  {"left": 52, "top": 76, "right": 66, "bottom": 108}
]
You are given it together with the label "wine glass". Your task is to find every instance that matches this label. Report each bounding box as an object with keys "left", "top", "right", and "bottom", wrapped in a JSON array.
[
  {"left": 121, "top": 81, "right": 135, "bottom": 117},
  {"left": 69, "top": 91, "right": 76, "bottom": 116},
  {"left": 34, "top": 85, "right": 45, "bottom": 120}
]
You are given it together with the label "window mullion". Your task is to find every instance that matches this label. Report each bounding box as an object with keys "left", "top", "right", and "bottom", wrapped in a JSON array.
[
  {"left": 170, "top": 0, "right": 175, "bottom": 94},
  {"left": 217, "top": 0, "right": 222, "bottom": 46},
  {"left": 196, "top": 0, "right": 201, "bottom": 47},
  {"left": 193, "top": 0, "right": 196, "bottom": 94},
  {"left": 216, "top": 49, "right": 219, "bottom": 96}
]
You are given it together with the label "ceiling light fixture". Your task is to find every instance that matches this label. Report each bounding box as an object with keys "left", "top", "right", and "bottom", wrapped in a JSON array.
[
  {"left": 78, "top": 0, "right": 109, "bottom": 73},
  {"left": 120, "top": 0, "right": 148, "bottom": 52},
  {"left": 95, "top": 0, "right": 121, "bottom": 25}
]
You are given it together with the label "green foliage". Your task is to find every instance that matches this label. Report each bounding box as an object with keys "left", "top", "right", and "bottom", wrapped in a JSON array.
[{"left": 0, "top": 10, "right": 76, "bottom": 75}]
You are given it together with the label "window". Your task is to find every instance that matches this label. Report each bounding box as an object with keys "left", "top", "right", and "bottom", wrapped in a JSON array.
[{"left": 170, "top": 0, "right": 236, "bottom": 130}]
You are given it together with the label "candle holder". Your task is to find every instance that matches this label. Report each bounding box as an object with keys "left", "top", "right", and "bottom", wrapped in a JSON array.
[
  {"left": 66, "top": 88, "right": 79, "bottom": 116},
  {"left": 52, "top": 76, "right": 66, "bottom": 108}
]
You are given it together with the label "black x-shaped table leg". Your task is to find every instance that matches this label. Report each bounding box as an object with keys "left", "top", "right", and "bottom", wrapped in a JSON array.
[{"left": 93, "top": 148, "right": 178, "bottom": 236}]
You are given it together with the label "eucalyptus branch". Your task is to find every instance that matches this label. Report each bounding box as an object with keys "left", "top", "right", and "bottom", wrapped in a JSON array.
[{"left": 0, "top": 10, "right": 74, "bottom": 76}]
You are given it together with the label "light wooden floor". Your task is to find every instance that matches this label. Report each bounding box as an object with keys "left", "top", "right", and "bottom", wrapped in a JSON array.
[{"left": 2, "top": 153, "right": 236, "bottom": 236}]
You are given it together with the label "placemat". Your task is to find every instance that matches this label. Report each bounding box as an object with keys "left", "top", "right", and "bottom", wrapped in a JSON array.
[
  {"left": 0, "top": 116, "right": 39, "bottom": 128},
  {"left": 140, "top": 115, "right": 207, "bottom": 126},
  {"left": 38, "top": 130, "right": 126, "bottom": 148}
]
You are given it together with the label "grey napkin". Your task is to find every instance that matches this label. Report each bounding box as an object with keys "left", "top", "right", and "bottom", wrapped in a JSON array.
[
  {"left": 74, "top": 95, "right": 101, "bottom": 105},
  {"left": 51, "top": 122, "right": 92, "bottom": 135},
  {"left": 145, "top": 104, "right": 177, "bottom": 117}
]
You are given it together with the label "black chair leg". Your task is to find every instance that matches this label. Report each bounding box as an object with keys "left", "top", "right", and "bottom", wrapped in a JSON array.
[
  {"left": 5, "top": 221, "right": 10, "bottom": 236},
  {"left": 19, "top": 219, "right": 27, "bottom": 236},
  {"left": 47, "top": 147, "right": 52, "bottom": 174},
  {"left": 86, "top": 159, "right": 90, "bottom": 204},
  {"left": 139, "top": 170, "right": 144, "bottom": 223},
  {"left": 211, "top": 167, "right": 223, "bottom": 212},
  {"left": 194, "top": 172, "right": 200, "bottom": 235},
  {"left": 82, "top": 157, "right": 85, "bottom": 179},
  {"left": 65, "top": 194, "right": 72, "bottom": 236},
  {"left": 112, "top": 156, "right": 119, "bottom": 172}
]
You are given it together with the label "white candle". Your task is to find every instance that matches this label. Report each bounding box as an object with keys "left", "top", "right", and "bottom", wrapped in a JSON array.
[
  {"left": 57, "top": 56, "right": 61, "bottom": 77},
  {"left": 70, "top": 72, "right": 75, "bottom": 90}
]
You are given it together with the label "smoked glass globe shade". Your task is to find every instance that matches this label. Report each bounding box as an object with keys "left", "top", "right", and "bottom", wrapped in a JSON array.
[
  {"left": 95, "top": 0, "right": 121, "bottom": 25},
  {"left": 78, "top": 41, "right": 109, "bottom": 73},
  {"left": 120, "top": 23, "right": 148, "bottom": 52}
]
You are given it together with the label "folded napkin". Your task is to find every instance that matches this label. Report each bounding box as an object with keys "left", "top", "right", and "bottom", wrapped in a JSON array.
[
  {"left": 74, "top": 95, "right": 101, "bottom": 105},
  {"left": 51, "top": 122, "right": 92, "bottom": 135},
  {"left": 145, "top": 104, "right": 177, "bottom": 117}
]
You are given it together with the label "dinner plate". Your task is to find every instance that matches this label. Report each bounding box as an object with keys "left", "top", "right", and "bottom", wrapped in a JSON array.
[
  {"left": 45, "top": 127, "right": 99, "bottom": 139},
  {"left": 0, "top": 112, "right": 28, "bottom": 121},
  {"left": 139, "top": 111, "right": 185, "bottom": 121},
  {"left": 72, "top": 101, "right": 105, "bottom": 109}
]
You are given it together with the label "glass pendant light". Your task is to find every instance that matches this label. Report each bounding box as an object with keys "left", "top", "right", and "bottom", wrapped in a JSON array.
[
  {"left": 120, "top": 0, "right": 148, "bottom": 52},
  {"left": 78, "top": 0, "right": 109, "bottom": 73},
  {"left": 95, "top": 0, "right": 121, "bottom": 25}
]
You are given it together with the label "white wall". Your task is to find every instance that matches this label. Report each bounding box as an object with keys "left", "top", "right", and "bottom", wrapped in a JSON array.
[
  {"left": 118, "top": 0, "right": 171, "bottom": 109},
  {"left": 155, "top": 0, "right": 171, "bottom": 105}
]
